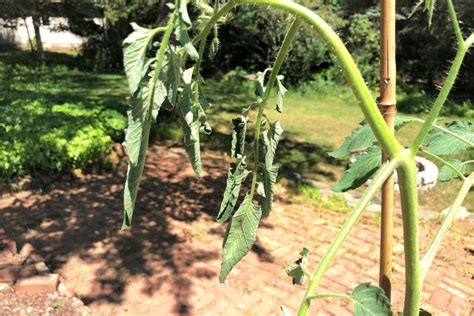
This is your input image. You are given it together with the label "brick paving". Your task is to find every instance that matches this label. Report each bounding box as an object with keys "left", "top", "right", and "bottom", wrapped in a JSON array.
[{"left": 0, "top": 144, "right": 473, "bottom": 315}]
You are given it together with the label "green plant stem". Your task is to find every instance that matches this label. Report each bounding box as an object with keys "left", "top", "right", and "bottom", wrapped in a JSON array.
[
  {"left": 407, "top": 117, "right": 474, "bottom": 147},
  {"left": 410, "top": 0, "right": 471, "bottom": 154},
  {"left": 420, "top": 149, "right": 465, "bottom": 180},
  {"left": 297, "top": 158, "right": 399, "bottom": 316},
  {"left": 421, "top": 173, "right": 473, "bottom": 281},
  {"left": 249, "top": 17, "right": 301, "bottom": 199},
  {"left": 193, "top": 0, "right": 402, "bottom": 159},
  {"left": 397, "top": 155, "right": 421, "bottom": 316},
  {"left": 306, "top": 292, "right": 352, "bottom": 302}
]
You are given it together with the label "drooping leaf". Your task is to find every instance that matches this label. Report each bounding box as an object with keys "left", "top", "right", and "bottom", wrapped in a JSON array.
[
  {"left": 123, "top": 92, "right": 152, "bottom": 228},
  {"left": 142, "top": 74, "right": 167, "bottom": 120},
  {"left": 160, "top": 47, "right": 182, "bottom": 106},
  {"left": 255, "top": 71, "right": 266, "bottom": 98},
  {"left": 425, "top": 121, "right": 474, "bottom": 156},
  {"left": 276, "top": 75, "right": 287, "bottom": 113},
  {"left": 217, "top": 158, "right": 251, "bottom": 223},
  {"left": 438, "top": 159, "right": 468, "bottom": 182},
  {"left": 286, "top": 247, "right": 310, "bottom": 285},
  {"left": 231, "top": 115, "right": 248, "bottom": 158},
  {"left": 263, "top": 121, "right": 284, "bottom": 167},
  {"left": 220, "top": 195, "right": 262, "bottom": 282},
  {"left": 329, "top": 116, "right": 414, "bottom": 159},
  {"left": 260, "top": 164, "right": 279, "bottom": 218},
  {"left": 351, "top": 282, "right": 392, "bottom": 316},
  {"left": 332, "top": 146, "right": 382, "bottom": 192},
  {"left": 123, "top": 23, "right": 159, "bottom": 94},
  {"left": 182, "top": 119, "right": 202, "bottom": 176},
  {"left": 175, "top": 4, "right": 197, "bottom": 59}
]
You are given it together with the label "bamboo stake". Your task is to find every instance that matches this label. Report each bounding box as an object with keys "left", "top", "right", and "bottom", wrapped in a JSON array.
[{"left": 379, "top": 0, "right": 397, "bottom": 300}]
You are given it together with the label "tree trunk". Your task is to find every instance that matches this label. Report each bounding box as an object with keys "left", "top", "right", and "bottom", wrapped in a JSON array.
[{"left": 32, "top": 15, "right": 44, "bottom": 60}]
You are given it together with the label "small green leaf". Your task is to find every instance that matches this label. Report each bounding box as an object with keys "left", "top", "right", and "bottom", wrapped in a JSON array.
[
  {"left": 255, "top": 71, "right": 266, "bottom": 98},
  {"left": 231, "top": 115, "right": 248, "bottom": 159},
  {"left": 220, "top": 195, "right": 262, "bottom": 282},
  {"left": 178, "top": 0, "right": 192, "bottom": 25},
  {"left": 123, "top": 23, "right": 159, "bottom": 94},
  {"left": 425, "top": 121, "right": 474, "bottom": 156},
  {"left": 260, "top": 164, "right": 279, "bottom": 218},
  {"left": 217, "top": 158, "right": 251, "bottom": 223},
  {"left": 160, "top": 47, "right": 182, "bottom": 106},
  {"left": 276, "top": 75, "right": 287, "bottom": 113},
  {"left": 351, "top": 282, "right": 392, "bottom": 316},
  {"left": 329, "top": 116, "right": 414, "bottom": 159},
  {"left": 263, "top": 121, "right": 284, "bottom": 167},
  {"left": 333, "top": 146, "right": 382, "bottom": 192},
  {"left": 175, "top": 20, "right": 199, "bottom": 60},
  {"left": 286, "top": 247, "right": 310, "bottom": 285},
  {"left": 438, "top": 160, "right": 468, "bottom": 182}
]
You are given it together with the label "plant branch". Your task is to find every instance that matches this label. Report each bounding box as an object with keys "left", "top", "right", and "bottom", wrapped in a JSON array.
[
  {"left": 420, "top": 149, "right": 465, "bottom": 180},
  {"left": 410, "top": 0, "right": 471, "bottom": 154},
  {"left": 306, "top": 292, "right": 352, "bottom": 302},
  {"left": 192, "top": 0, "right": 403, "bottom": 159},
  {"left": 296, "top": 158, "right": 399, "bottom": 316},
  {"left": 421, "top": 173, "right": 473, "bottom": 280},
  {"left": 446, "top": 0, "right": 464, "bottom": 46},
  {"left": 397, "top": 156, "right": 422, "bottom": 315},
  {"left": 249, "top": 17, "right": 301, "bottom": 199}
]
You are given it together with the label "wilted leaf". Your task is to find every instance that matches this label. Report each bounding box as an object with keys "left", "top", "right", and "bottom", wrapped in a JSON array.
[
  {"left": 425, "top": 121, "right": 474, "bottom": 156},
  {"left": 276, "top": 75, "right": 287, "bottom": 113},
  {"left": 231, "top": 115, "right": 248, "bottom": 159},
  {"left": 175, "top": 17, "right": 198, "bottom": 60},
  {"left": 220, "top": 195, "right": 262, "bottom": 282},
  {"left": 332, "top": 146, "right": 382, "bottom": 192},
  {"left": 123, "top": 92, "right": 152, "bottom": 228},
  {"left": 351, "top": 282, "right": 392, "bottom": 316},
  {"left": 286, "top": 247, "right": 310, "bottom": 285},
  {"left": 123, "top": 23, "right": 160, "bottom": 94},
  {"left": 260, "top": 164, "right": 279, "bottom": 218},
  {"left": 255, "top": 71, "right": 266, "bottom": 98},
  {"left": 217, "top": 158, "right": 251, "bottom": 223},
  {"left": 263, "top": 121, "right": 284, "bottom": 167},
  {"left": 438, "top": 160, "right": 468, "bottom": 182},
  {"left": 160, "top": 47, "right": 182, "bottom": 106}
]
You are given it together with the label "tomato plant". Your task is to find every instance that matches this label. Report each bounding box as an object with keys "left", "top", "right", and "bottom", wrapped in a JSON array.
[{"left": 120, "top": 0, "right": 473, "bottom": 314}]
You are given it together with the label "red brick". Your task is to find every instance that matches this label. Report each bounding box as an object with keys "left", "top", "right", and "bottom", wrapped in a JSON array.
[
  {"left": 446, "top": 296, "right": 468, "bottom": 315},
  {"left": 429, "top": 288, "right": 451, "bottom": 310},
  {"left": 0, "top": 264, "right": 37, "bottom": 283},
  {"left": 57, "top": 281, "right": 77, "bottom": 298},
  {"left": 19, "top": 243, "right": 35, "bottom": 263},
  {"left": 1, "top": 240, "right": 17, "bottom": 255},
  {"left": 13, "top": 273, "right": 59, "bottom": 294}
]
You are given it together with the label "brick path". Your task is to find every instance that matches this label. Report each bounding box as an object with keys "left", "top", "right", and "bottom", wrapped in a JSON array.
[{"left": 0, "top": 144, "right": 472, "bottom": 315}]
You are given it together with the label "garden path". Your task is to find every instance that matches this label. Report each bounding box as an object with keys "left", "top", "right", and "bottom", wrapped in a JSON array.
[{"left": 0, "top": 144, "right": 472, "bottom": 315}]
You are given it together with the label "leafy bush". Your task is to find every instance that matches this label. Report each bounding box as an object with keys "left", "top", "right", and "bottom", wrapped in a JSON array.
[
  {"left": 0, "top": 99, "right": 126, "bottom": 178},
  {"left": 0, "top": 55, "right": 128, "bottom": 179}
]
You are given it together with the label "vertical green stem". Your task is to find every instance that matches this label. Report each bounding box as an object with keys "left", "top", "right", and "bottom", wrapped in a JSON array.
[
  {"left": 397, "top": 155, "right": 421, "bottom": 316},
  {"left": 297, "top": 159, "right": 399, "bottom": 315},
  {"left": 249, "top": 17, "right": 301, "bottom": 199}
]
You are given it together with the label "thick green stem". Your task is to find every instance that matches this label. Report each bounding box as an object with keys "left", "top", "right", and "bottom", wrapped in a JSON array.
[
  {"left": 397, "top": 154, "right": 422, "bottom": 316},
  {"left": 193, "top": 0, "right": 402, "bottom": 159},
  {"left": 296, "top": 158, "right": 399, "bottom": 316},
  {"left": 421, "top": 173, "right": 473, "bottom": 280},
  {"left": 249, "top": 17, "right": 301, "bottom": 199}
]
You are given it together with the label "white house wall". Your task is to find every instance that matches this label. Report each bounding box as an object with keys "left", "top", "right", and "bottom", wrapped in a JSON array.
[{"left": 0, "top": 17, "right": 103, "bottom": 48}]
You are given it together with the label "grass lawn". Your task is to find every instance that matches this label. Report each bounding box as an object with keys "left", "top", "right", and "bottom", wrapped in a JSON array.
[{"left": 1, "top": 51, "right": 471, "bottom": 212}]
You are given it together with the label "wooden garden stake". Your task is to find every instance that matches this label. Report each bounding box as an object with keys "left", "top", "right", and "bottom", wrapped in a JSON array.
[{"left": 379, "top": 0, "right": 397, "bottom": 300}]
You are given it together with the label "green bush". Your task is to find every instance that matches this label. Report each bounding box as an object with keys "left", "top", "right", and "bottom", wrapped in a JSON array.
[{"left": 0, "top": 99, "right": 126, "bottom": 178}]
